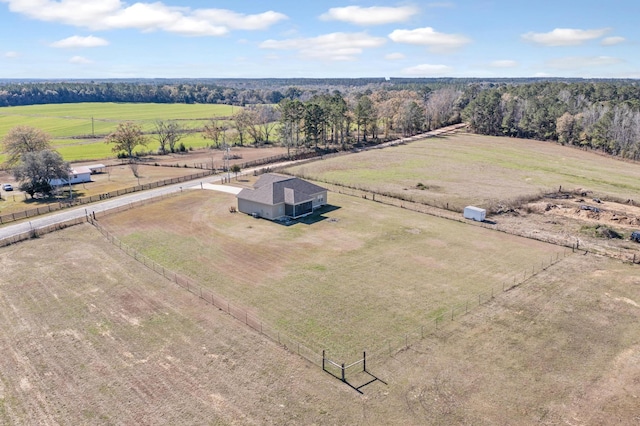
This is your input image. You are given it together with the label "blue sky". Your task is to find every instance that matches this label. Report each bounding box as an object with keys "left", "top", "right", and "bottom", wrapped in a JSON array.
[{"left": 0, "top": 0, "right": 638, "bottom": 79}]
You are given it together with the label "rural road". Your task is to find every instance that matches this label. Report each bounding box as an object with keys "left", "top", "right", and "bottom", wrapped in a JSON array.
[{"left": 0, "top": 124, "right": 465, "bottom": 241}]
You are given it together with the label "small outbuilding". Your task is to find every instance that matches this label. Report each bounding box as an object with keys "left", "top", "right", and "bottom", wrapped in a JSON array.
[
  {"left": 464, "top": 206, "right": 486, "bottom": 222},
  {"left": 236, "top": 173, "right": 327, "bottom": 220}
]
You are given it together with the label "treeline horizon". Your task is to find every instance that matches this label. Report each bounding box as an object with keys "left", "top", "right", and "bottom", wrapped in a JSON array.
[{"left": 1, "top": 77, "right": 638, "bottom": 108}]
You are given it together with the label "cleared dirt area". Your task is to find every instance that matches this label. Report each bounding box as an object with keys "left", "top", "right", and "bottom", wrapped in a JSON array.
[{"left": 494, "top": 191, "right": 640, "bottom": 261}]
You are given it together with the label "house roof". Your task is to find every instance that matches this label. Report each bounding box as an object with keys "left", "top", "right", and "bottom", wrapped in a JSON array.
[
  {"left": 237, "top": 174, "right": 326, "bottom": 206},
  {"left": 72, "top": 166, "right": 92, "bottom": 175}
]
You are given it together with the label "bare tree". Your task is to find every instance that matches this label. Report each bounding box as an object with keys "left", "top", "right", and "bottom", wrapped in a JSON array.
[
  {"left": 202, "top": 119, "right": 227, "bottom": 148},
  {"left": 424, "top": 88, "right": 461, "bottom": 129},
  {"left": 154, "top": 120, "right": 185, "bottom": 154}
]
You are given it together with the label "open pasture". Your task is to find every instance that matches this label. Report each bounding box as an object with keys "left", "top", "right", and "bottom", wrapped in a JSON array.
[
  {"left": 1, "top": 211, "right": 638, "bottom": 424},
  {"left": 0, "top": 103, "right": 236, "bottom": 162},
  {"left": 0, "top": 225, "right": 361, "bottom": 425},
  {"left": 99, "top": 190, "right": 565, "bottom": 360},
  {"left": 288, "top": 132, "right": 640, "bottom": 212}
]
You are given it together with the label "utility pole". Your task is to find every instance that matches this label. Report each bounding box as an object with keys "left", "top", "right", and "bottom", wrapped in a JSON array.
[{"left": 225, "top": 146, "right": 231, "bottom": 183}]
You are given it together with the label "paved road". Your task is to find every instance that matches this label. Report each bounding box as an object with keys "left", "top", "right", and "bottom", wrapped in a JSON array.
[{"left": 0, "top": 124, "right": 464, "bottom": 241}]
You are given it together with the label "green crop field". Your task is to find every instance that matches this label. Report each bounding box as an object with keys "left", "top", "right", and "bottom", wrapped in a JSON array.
[
  {"left": 0, "top": 103, "right": 237, "bottom": 162},
  {"left": 100, "top": 190, "right": 565, "bottom": 360},
  {"left": 288, "top": 132, "right": 640, "bottom": 212}
]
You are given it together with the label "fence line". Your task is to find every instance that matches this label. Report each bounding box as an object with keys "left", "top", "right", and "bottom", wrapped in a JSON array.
[
  {"left": 309, "top": 181, "right": 640, "bottom": 265},
  {"left": 0, "top": 216, "right": 88, "bottom": 248},
  {"left": 87, "top": 217, "right": 326, "bottom": 369},
  {"left": 0, "top": 194, "right": 582, "bottom": 392},
  {"left": 0, "top": 169, "right": 214, "bottom": 226},
  {"left": 88, "top": 208, "right": 577, "bottom": 389},
  {"left": 361, "top": 249, "right": 575, "bottom": 369}
]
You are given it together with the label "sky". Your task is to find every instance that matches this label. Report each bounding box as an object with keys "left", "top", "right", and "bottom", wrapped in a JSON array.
[{"left": 0, "top": 0, "right": 638, "bottom": 79}]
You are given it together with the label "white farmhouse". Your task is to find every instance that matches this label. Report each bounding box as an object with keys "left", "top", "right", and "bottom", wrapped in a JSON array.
[{"left": 50, "top": 166, "right": 92, "bottom": 187}]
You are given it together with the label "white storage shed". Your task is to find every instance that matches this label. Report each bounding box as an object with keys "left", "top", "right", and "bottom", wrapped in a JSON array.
[{"left": 464, "top": 206, "right": 486, "bottom": 222}]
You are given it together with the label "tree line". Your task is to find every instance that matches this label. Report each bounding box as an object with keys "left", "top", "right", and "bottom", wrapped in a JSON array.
[
  {"left": 197, "top": 87, "right": 462, "bottom": 152},
  {"left": 0, "top": 78, "right": 582, "bottom": 108},
  {"left": 461, "top": 81, "right": 640, "bottom": 160}
]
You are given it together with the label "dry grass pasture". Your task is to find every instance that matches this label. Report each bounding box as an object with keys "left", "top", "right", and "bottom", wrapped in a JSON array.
[
  {"left": 0, "top": 223, "right": 638, "bottom": 424},
  {"left": 99, "top": 190, "right": 565, "bottom": 360},
  {"left": 288, "top": 132, "right": 640, "bottom": 212},
  {"left": 0, "top": 225, "right": 362, "bottom": 425}
]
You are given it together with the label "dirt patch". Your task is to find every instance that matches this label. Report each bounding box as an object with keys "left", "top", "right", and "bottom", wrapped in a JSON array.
[{"left": 493, "top": 192, "right": 640, "bottom": 261}]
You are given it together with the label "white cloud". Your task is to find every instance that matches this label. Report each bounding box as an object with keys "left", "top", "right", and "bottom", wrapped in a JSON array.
[
  {"left": 427, "top": 2, "right": 455, "bottom": 8},
  {"left": 521, "top": 28, "right": 610, "bottom": 46},
  {"left": 546, "top": 56, "right": 623, "bottom": 69},
  {"left": 50, "top": 35, "right": 109, "bottom": 48},
  {"left": 4, "top": 51, "right": 19, "bottom": 58},
  {"left": 490, "top": 59, "right": 518, "bottom": 68},
  {"left": 194, "top": 9, "right": 287, "bottom": 30},
  {"left": 319, "top": 6, "right": 418, "bottom": 26},
  {"left": 389, "top": 27, "right": 470, "bottom": 53},
  {"left": 402, "top": 63, "right": 453, "bottom": 76},
  {"left": 385, "top": 52, "right": 405, "bottom": 60},
  {"left": 601, "top": 36, "right": 625, "bottom": 46},
  {"left": 260, "top": 32, "right": 386, "bottom": 61},
  {"left": 0, "top": 0, "right": 286, "bottom": 36},
  {"left": 69, "top": 55, "right": 93, "bottom": 64}
]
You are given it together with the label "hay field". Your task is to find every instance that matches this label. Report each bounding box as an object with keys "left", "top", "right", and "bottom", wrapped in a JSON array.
[
  {"left": 99, "top": 190, "right": 565, "bottom": 360},
  {"left": 288, "top": 132, "right": 640, "bottom": 212}
]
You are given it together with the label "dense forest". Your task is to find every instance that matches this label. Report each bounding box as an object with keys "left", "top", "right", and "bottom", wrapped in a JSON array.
[{"left": 461, "top": 81, "right": 640, "bottom": 160}]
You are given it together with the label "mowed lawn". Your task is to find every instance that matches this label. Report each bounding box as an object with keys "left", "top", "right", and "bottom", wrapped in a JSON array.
[
  {"left": 0, "top": 103, "right": 236, "bottom": 162},
  {"left": 100, "top": 190, "right": 565, "bottom": 359},
  {"left": 288, "top": 132, "right": 640, "bottom": 212}
]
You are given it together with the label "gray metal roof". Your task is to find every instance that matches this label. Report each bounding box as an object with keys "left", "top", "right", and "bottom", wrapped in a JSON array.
[{"left": 237, "top": 174, "right": 326, "bottom": 206}]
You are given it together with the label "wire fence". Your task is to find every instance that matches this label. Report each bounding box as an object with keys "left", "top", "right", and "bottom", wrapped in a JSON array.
[
  {"left": 0, "top": 169, "right": 215, "bottom": 226},
  {"left": 305, "top": 182, "right": 640, "bottom": 265},
  {"left": 0, "top": 216, "right": 88, "bottom": 248},
  {"left": 87, "top": 217, "right": 326, "bottom": 369},
  {"left": 87, "top": 203, "right": 578, "bottom": 390},
  {"left": 360, "top": 249, "right": 575, "bottom": 371}
]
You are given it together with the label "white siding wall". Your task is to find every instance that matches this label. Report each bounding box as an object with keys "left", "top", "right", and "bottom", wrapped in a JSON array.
[
  {"left": 311, "top": 191, "right": 328, "bottom": 209},
  {"left": 237, "top": 199, "right": 282, "bottom": 219}
]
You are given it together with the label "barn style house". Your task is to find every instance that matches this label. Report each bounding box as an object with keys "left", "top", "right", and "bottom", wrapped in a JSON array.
[{"left": 236, "top": 173, "right": 327, "bottom": 220}]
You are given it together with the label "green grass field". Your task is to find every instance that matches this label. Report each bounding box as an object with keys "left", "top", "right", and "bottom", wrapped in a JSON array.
[
  {"left": 100, "top": 190, "right": 564, "bottom": 360},
  {"left": 288, "top": 132, "right": 640, "bottom": 212},
  {"left": 0, "top": 103, "right": 237, "bottom": 162}
]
